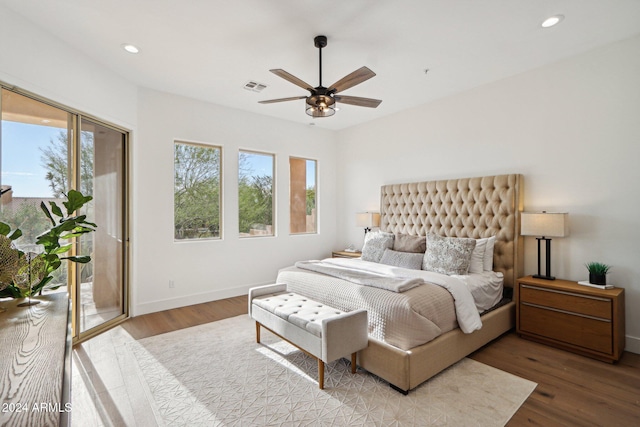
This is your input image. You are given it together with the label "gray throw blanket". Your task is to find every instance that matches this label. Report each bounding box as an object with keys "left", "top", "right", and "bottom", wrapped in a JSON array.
[{"left": 294, "top": 260, "right": 423, "bottom": 292}]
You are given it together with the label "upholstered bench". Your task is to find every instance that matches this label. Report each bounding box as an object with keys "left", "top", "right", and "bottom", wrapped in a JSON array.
[{"left": 248, "top": 283, "right": 368, "bottom": 389}]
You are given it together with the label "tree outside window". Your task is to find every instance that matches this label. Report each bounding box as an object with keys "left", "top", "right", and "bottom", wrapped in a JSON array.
[
  {"left": 239, "top": 151, "right": 274, "bottom": 237},
  {"left": 174, "top": 142, "right": 221, "bottom": 240}
]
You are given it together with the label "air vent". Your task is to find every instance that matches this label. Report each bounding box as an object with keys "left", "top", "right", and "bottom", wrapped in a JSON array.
[{"left": 243, "top": 81, "right": 267, "bottom": 92}]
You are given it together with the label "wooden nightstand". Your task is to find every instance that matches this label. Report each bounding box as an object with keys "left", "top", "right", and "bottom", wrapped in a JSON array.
[
  {"left": 332, "top": 250, "right": 362, "bottom": 258},
  {"left": 516, "top": 276, "right": 625, "bottom": 363}
]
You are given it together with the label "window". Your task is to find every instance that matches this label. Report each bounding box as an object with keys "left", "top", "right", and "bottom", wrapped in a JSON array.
[
  {"left": 290, "top": 157, "right": 317, "bottom": 234},
  {"left": 238, "top": 150, "right": 274, "bottom": 237},
  {"left": 174, "top": 141, "right": 222, "bottom": 240},
  {"left": 0, "top": 86, "right": 128, "bottom": 342}
]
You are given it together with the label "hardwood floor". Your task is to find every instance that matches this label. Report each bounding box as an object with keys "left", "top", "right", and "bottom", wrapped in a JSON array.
[
  {"left": 75, "top": 295, "right": 640, "bottom": 426},
  {"left": 470, "top": 332, "right": 640, "bottom": 426}
]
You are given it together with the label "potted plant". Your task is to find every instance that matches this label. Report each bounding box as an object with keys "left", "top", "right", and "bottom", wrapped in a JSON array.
[
  {"left": 0, "top": 190, "right": 96, "bottom": 302},
  {"left": 585, "top": 262, "right": 611, "bottom": 286}
]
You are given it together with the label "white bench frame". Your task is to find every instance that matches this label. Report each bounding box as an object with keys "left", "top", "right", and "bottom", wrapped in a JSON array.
[{"left": 249, "top": 284, "right": 368, "bottom": 389}]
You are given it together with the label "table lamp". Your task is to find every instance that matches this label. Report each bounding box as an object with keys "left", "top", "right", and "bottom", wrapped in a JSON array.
[
  {"left": 355, "top": 212, "right": 380, "bottom": 235},
  {"left": 521, "top": 211, "right": 568, "bottom": 280}
]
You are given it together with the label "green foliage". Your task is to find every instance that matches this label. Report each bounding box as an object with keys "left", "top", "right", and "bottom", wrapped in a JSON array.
[
  {"left": 0, "top": 200, "right": 50, "bottom": 245},
  {"left": 238, "top": 152, "right": 274, "bottom": 235},
  {"left": 585, "top": 262, "right": 611, "bottom": 275},
  {"left": 0, "top": 190, "right": 96, "bottom": 298},
  {"left": 238, "top": 175, "right": 273, "bottom": 234},
  {"left": 40, "top": 130, "right": 94, "bottom": 197},
  {"left": 174, "top": 143, "right": 221, "bottom": 239},
  {"left": 306, "top": 187, "right": 316, "bottom": 216}
]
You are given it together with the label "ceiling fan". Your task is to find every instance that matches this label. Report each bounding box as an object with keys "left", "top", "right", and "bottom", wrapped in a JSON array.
[{"left": 259, "top": 35, "right": 382, "bottom": 118}]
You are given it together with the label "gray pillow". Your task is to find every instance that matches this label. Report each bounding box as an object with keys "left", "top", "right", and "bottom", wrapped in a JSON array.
[
  {"left": 361, "top": 231, "right": 395, "bottom": 263},
  {"left": 422, "top": 233, "right": 476, "bottom": 275},
  {"left": 379, "top": 249, "right": 424, "bottom": 270},
  {"left": 393, "top": 233, "right": 426, "bottom": 253}
]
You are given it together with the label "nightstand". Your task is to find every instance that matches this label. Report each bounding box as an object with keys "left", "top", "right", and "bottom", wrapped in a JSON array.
[
  {"left": 516, "top": 276, "right": 625, "bottom": 363},
  {"left": 332, "top": 250, "right": 362, "bottom": 258}
]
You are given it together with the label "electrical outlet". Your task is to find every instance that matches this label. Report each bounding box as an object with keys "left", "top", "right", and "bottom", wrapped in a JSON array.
[{"left": 169, "top": 280, "right": 175, "bottom": 289}]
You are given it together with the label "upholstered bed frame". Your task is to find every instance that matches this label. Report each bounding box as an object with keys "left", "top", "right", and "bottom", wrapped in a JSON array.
[{"left": 357, "top": 173, "right": 524, "bottom": 393}]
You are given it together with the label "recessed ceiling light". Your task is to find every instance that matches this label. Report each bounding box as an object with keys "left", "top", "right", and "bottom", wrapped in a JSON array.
[
  {"left": 541, "top": 15, "right": 564, "bottom": 28},
  {"left": 121, "top": 43, "right": 140, "bottom": 54}
]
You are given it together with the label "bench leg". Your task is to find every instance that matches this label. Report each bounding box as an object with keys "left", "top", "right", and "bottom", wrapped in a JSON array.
[
  {"left": 255, "top": 321, "right": 261, "bottom": 343},
  {"left": 351, "top": 352, "right": 357, "bottom": 374},
  {"left": 318, "top": 359, "right": 325, "bottom": 390}
]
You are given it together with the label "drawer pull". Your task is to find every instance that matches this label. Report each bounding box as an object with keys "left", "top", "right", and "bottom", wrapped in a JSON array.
[
  {"left": 522, "top": 302, "right": 611, "bottom": 322},
  {"left": 521, "top": 284, "right": 610, "bottom": 302}
]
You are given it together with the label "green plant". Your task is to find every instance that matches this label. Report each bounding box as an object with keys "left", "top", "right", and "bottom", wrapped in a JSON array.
[
  {"left": 585, "top": 262, "right": 611, "bottom": 275},
  {"left": 0, "top": 190, "right": 96, "bottom": 298}
]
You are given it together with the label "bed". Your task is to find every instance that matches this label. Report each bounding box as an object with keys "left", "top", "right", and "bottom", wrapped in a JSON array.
[{"left": 276, "top": 173, "right": 524, "bottom": 393}]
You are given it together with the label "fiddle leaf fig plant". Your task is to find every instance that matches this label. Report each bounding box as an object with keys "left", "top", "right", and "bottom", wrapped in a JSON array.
[{"left": 0, "top": 189, "right": 96, "bottom": 298}]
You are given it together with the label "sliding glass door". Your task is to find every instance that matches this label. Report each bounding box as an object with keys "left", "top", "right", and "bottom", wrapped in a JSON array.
[
  {"left": 76, "top": 118, "right": 127, "bottom": 335},
  {"left": 0, "top": 86, "right": 128, "bottom": 342}
]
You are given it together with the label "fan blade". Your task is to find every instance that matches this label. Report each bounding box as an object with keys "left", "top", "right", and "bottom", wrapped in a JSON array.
[
  {"left": 328, "top": 66, "right": 376, "bottom": 93},
  {"left": 270, "top": 69, "right": 315, "bottom": 92},
  {"left": 259, "top": 96, "right": 307, "bottom": 104},
  {"left": 333, "top": 95, "right": 382, "bottom": 108}
]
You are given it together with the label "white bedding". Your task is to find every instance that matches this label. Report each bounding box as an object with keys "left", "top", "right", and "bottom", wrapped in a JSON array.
[
  {"left": 452, "top": 271, "right": 504, "bottom": 313},
  {"left": 294, "top": 257, "right": 483, "bottom": 334}
]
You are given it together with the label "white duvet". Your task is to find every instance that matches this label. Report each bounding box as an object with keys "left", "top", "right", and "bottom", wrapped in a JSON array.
[{"left": 305, "top": 257, "right": 483, "bottom": 334}]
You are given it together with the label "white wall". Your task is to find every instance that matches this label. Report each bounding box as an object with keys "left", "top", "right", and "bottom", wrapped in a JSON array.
[
  {"left": 336, "top": 35, "right": 640, "bottom": 353},
  {"left": 133, "top": 88, "right": 337, "bottom": 315},
  {"left": 3, "top": 1, "right": 638, "bottom": 352},
  {"left": 0, "top": 4, "right": 137, "bottom": 129},
  {"left": 0, "top": 2, "right": 340, "bottom": 317}
]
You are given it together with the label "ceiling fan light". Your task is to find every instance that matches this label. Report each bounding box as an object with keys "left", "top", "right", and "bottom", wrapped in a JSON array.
[
  {"left": 306, "top": 94, "right": 336, "bottom": 117},
  {"left": 306, "top": 104, "right": 335, "bottom": 117}
]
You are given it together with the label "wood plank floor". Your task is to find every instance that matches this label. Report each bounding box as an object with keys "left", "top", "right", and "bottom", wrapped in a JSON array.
[{"left": 75, "top": 295, "right": 640, "bottom": 426}]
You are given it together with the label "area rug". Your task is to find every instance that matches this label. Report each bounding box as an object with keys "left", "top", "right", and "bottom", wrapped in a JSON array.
[{"left": 126, "top": 315, "right": 536, "bottom": 426}]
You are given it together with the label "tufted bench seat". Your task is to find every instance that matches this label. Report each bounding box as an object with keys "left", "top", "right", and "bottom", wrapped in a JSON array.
[{"left": 249, "top": 283, "right": 368, "bottom": 389}]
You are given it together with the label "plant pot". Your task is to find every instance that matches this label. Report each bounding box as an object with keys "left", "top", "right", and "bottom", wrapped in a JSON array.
[{"left": 589, "top": 272, "right": 607, "bottom": 286}]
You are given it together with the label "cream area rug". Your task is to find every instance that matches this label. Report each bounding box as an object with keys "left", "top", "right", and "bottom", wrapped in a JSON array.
[{"left": 127, "top": 315, "right": 536, "bottom": 426}]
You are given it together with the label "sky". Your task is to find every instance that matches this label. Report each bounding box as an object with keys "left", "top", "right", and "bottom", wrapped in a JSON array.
[
  {"left": 2, "top": 121, "right": 317, "bottom": 200},
  {"left": 241, "top": 152, "right": 316, "bottom": 189},
  {"left": 1, "top": 121, "right": 62, "bottom": 198}
]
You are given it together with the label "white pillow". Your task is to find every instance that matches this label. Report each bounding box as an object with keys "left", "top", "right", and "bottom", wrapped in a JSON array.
[
  {"left": 361, "top": 231, "right": 395, "bottom": 263},
  {"left": 468, "top": 238, "right": 487, "bottom": 274},
  {"left": 422, "top": 233, "right": 476, "bottom": 275},
  {"left": 482, "top": 236, "right": 496, "bottom": 271},
  {"left": 379, "top": 249, "right": 424, "bottom": 270}
]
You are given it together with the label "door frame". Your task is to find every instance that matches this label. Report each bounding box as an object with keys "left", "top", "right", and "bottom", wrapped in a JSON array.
[{"left": 0, "top": 82, "right": 130, "bottom": 344}]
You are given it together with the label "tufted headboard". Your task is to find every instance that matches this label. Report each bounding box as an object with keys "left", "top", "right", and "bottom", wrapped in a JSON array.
[{"left": 380, "top": 174, "right": 523, "bottom": 288}]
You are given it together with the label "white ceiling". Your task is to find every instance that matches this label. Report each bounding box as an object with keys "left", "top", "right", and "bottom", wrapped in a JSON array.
[{"left": 3, "top": 0, "right": 640, "bottom": 130}]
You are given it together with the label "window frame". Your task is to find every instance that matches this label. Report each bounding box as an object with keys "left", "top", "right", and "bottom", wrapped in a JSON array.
[
  {"left": 289, "top": 156, "right": 318, "bottom": 235},
  {"left": 173, "top": 140, "right": 223, "bottom": 242},
  {"left": 0, "top": 82, "right": 130, "bottom": 344},
  {"left": 238, "top": 149, "right": 276, "bottom": 238}
]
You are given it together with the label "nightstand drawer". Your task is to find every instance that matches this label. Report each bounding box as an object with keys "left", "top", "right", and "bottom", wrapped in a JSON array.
[
  {"left": 520, "top": 303, "right": 612, "bottom": 354},
  {"left": 520, "top": 284, "right": 611, "bottom": 320}
]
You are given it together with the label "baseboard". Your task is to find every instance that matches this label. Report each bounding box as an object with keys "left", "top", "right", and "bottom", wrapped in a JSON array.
[
  {"left": 626, "top": 335, "right": 640, "bottom": 355},
  {"left": 132, "top": 282, "right": 268, "bottom": 316}
]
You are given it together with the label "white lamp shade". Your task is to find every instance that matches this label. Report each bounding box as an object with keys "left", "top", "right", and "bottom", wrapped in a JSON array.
[
  {"left": 521, "top": 212, "right": 569, "bottom": 237},
  {"left": 356, "top": 212, "right": 381, "bottom": 228}
]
